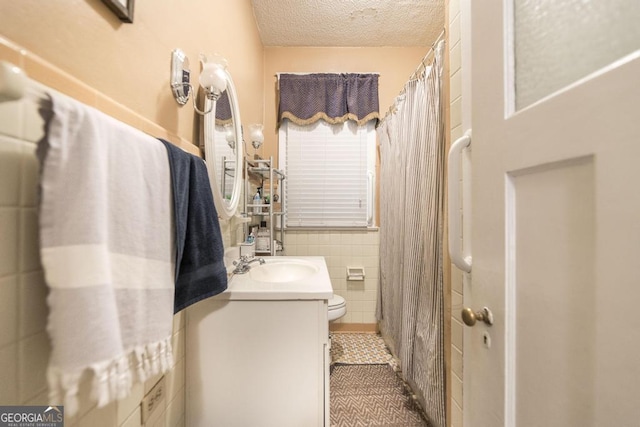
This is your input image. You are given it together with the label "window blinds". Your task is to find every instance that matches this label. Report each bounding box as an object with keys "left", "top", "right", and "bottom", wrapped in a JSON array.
[{"left": 282, "top": 120, "right": 374, "bottom": 228}]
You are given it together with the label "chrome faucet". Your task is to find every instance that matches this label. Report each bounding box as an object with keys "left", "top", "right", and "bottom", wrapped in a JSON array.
[{"left": 232, "top": 255, "right": 265, "bottom": 274}]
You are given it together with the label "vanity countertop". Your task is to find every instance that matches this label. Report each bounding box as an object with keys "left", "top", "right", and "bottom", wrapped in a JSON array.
[{"left": 215, "top": 256, "right": 334, "bottom": 301}]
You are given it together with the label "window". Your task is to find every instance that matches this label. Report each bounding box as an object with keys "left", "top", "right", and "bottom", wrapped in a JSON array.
[{"left": 278, "top": 120, "right": 376, "bottom": 228}]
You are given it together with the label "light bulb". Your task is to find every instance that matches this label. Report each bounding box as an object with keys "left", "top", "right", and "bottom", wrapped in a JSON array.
[
  {"left": 199, "top": 53, "right": 228, "bottom": 96},
  {"left": 225, "top": 124, "right": 235, "bottom": 149},
  {"left": 198, "top": 62, "right": 227, "bottom": 95},
  {"left": 248, "top": 124, "right": 264, "bottom": 143}
]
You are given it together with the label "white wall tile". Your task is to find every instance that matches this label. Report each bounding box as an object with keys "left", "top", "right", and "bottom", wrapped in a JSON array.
[
  {"left": 451, "top": 124, "right": 463, "bottom": 143},
  {"left": 78, "top": 401, "right": 118, "bottom": 427},
  {"left": 451, "top": 96, "right": 462, "bottom": 129},
  {"left": 449, "top": 0, "right": 460, "bottom": 23},
  {"left": 0, "top": 100, "right": 24, "bottom": 140},
  {"left": 364, "top": 256, "right": 378, "bottom": 269},
  {"left": 171, "top": 312, "right": 184, "bottom": 334},
  {"left": 0, "top": 343, "right": 18, "bottom": 404},
  {"left": 451, "top": 264, "right": 463, "bottom": 293},
  {"left": 19, "top": 271, "right": 47, "bottom": 338},
  {"left": 18, "top": 331, "right": 50, "bottom": 402},
  {"left": 452, "top": 346, "right": 463, "bottom": 378},
  {"left": 307, "top": 244, "right": 321, "bottom": 255},
  {"left": 362, "top": 312, "right": 377, "bottom": 323},
  {"left": 317, "top": 232, "right": 330, "bottom": 245},
  {"left": 144, "top": 374, "right": 164, "bottom": 395},
  {"left": 363, "top": 300, "right": 376, "bottom": 313},
  {"left": 450, "top": 41, "right": 462, "bottom": 75},
  {"left": 451, "top": 69, "right": 462, "bottom": 102},
  {"left": 22, "top": 98, "right": 45, "bottom": 143},
  {"left": 296, "top": 233, "right": 309, "bottom": 245},
  {"left": 0, "top": 137, "right": 23, "bottom": 206},
  {"left": 20, "top": 143, "right": 38, "bottom": 207},
  {"left": 452, "top": 372, "right": 463, "bottom": 407},
  {"left": 117, "top": 382, "right": 143, "bottom": 426},
  {"left": 450, "top": 13, "right": 461, "bottom": 46},
  {"left": 285, "top": 229, "right": 380, "bottom": 324},
  {"left": 339, "top": 233, "right": 353, "bottom": 245},
  {"left": 144, "top": 403, "right": 166, "bottom": 427},
  {"left": 26, "top": 389, "right": 50, "bottom": 405},
  {"left": 452, "top": 401, "right": 463, "bottom": 427},
  {"left": 329, "top": 233, "right": 341, "bottom": 246},
  {"left": 295, "top": 245, "right": 309, "bottom": 256},
  {"left": 452, "top": 289, "right": 463, "bottom": 323},
  {"left": 350, "top": 311, "right": 363, "bottom": 323},
  {"left": 339, "top": 244, "right": 352, "bottom": 257},
  {"left": 170, "top": 329, "right": 184, "bottom": 367},
  {"left": 166, "top": 388, "right": 184, "bottom": 427},
  {"left": 0, "top": 208, "right": 19, "bottom": 277},
  {"left": 0, "top": 275, "right": 18, "bottom": 347},
  {"left": 20, "top": 208, "right": 41, "bottom": 272},
  {"left": 120, "top": 408, "right": 142, "bottom": 427},
  {"left": 65, "top": 372, "right": 100, "bottom": 424},
  {"left": 452, "top": 318, "right": 463, "bottom": 351},
  {"left": 165, "top": 358, "right": 184, "bottom": 402}
]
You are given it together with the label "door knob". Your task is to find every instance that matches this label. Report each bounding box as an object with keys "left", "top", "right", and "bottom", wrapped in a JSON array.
[{"left": 461, "top": 307, "right": 493, "bottom": 326}]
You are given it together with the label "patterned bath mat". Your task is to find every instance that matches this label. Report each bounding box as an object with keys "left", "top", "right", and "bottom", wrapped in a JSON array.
[
  {"left": 330, "top": 333, "right": 397, "bottom": 368},
  {"left": 330, "top": 364, "right": 429, "bottom": 427}
]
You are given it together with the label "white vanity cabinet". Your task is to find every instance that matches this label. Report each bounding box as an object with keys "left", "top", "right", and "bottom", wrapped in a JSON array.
[{"left": 185, "top": 256, "right": 332, "bottom": 427}]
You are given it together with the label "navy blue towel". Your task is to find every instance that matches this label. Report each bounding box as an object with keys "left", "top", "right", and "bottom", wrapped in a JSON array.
[{"left": 159, "top": 139, "right": 227, "bottom": 313}]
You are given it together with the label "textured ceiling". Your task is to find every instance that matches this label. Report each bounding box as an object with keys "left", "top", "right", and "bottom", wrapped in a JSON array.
[{"left": 251, "top": 0, "right": 444, "bottom": 47}]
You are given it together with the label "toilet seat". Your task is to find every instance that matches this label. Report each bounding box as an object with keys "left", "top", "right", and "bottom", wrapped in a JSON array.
[{"left": 328, "top": 294, "right": 347, "bottom": 321}]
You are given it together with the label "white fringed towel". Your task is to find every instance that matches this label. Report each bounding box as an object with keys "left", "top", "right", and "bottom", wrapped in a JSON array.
[{"left": 37, "top": 92, "right": 175, "bottom": 416}]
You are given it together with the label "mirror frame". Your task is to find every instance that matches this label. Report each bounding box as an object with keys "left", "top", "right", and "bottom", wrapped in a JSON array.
[{"left": 202, "top": 69, "right": 243, "bottom": 220}]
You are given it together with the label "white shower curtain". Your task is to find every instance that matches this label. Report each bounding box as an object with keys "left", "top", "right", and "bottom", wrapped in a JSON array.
[{"left": 377, "top": 40, "right": 446, "bottom": 427}]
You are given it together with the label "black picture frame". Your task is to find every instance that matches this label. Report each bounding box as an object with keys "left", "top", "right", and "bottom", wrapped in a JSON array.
[{"left": 101, "top": 0, "right": 135, "bottom": 23}]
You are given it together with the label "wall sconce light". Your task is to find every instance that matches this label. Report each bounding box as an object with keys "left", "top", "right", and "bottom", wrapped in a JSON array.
[
  {"left": 248, "top": 124, "right": 264, "bottom": 150},
  {"left": 170, "top": 49, "right": 227, "bottom": 115},
  {"left": 224, "top": 124, "right": 236, "bottom": 150}
]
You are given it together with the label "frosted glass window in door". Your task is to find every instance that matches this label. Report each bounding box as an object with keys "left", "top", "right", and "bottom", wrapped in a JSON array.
[{"left": 514, "top": 0, "right": 640, "bottom": 110}]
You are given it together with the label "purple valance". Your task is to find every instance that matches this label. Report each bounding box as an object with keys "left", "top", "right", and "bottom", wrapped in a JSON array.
[
  {"left": 278, "top": 73, "right": 380, "bottom": 127},
  {"left": 215, "top": 90, "right": 232, "bottom": 126}
]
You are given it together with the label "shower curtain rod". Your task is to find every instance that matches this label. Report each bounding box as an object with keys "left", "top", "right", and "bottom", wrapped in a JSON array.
[
  {"left": 275, "top": 72, "right": 380, "bottom": 80},
  {"left": 378, "top": 28, "right": 446, "bottom": 124},
  {"left": 407, "top": 28, "right": 446, "bottom": 82}
]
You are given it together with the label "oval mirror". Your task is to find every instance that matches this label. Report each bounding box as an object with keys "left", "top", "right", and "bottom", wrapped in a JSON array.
[{"left": 202, "top": 63, "right": 243, "bottom": 220}]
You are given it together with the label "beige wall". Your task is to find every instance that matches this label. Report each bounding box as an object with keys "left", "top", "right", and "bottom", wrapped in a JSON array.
[
  {"left": 0, "top": 0, "right": 264, "bottom": 143},
  {"left": 0, "top": 1, "right": 263, "bottom": 426}
]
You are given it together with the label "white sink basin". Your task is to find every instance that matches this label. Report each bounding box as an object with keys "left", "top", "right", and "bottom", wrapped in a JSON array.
[
  {"left": 249, "top": 259, "right": 319, "bottom": 283},
  {"left": 214, "top": 256, "right": 332, "bottom": 300}
]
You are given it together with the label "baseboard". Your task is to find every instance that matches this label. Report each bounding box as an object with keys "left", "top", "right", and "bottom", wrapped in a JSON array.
[{"left": 329, "top": 323, "right": 379, "bottom": 333}]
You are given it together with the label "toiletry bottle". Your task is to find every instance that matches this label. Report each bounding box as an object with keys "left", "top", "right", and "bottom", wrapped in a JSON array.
[
  {"left": 256, "top": 221, "right": 270, "bottom": 252},
  {"left": 253, "top": 188, "right": 261, "bottom": 215}
]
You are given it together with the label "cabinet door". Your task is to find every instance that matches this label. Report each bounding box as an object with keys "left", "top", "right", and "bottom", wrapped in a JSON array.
[{"left": 186, "top": 299, "right": 328, "bottom": 427}]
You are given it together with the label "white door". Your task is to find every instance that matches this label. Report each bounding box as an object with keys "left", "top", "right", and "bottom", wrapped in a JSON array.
[{"left": 465, "top": 1, "right": 640, "bottom": 426}]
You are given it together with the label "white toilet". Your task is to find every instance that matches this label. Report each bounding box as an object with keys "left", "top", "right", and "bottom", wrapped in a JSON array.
[{"left": 328, "top": 294, "right": 347, "bottom": 321}]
